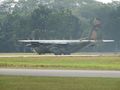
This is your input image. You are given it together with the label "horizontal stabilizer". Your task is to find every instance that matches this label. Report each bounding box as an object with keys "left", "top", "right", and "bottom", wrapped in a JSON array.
[
  {"left": 101, "top": 40, "right": 114, "bottom": 42},
  {"left": 19, "top": 40, "right": 114, "bottom": 44}
]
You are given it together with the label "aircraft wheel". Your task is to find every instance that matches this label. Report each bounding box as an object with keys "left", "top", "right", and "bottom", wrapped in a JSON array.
[
  {"left": 63, "top": 52, "right": 70, "bottom": 55},
  {"left": 54, "top": 53, "right": 62, "bottom": 55}
]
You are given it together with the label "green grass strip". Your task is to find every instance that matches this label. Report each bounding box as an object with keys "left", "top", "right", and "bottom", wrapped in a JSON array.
[
  {"left": 0, "top": 56, "right": 120, "bottom": 70},
  {"left": 0, "top": 76, "right": 120, "bottom": 90}
]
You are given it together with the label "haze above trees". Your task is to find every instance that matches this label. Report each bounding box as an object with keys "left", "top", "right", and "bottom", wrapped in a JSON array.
[{"left": 0, "top": 0, "right": 120, "bottom": 52}]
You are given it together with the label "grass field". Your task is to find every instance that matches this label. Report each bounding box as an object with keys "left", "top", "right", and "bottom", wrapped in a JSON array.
[
  {"left": 0, "top": 56, "right": 120, "bottom": 70},
  {"left": 0, "top": 76, "right": 120, "bottom": 90}
]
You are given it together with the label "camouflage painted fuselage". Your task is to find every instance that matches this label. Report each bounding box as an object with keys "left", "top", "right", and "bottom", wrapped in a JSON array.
[{"left": 32, "top": 42, "right": 92, "bottom": 55}]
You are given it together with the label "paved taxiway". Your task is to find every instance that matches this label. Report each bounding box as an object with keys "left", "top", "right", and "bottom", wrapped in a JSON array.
[
  {"left": 0, "top": 69, "right": 120, "bottom": 78},
  {"left": 0, "top": 54, "right": 119, "bottom": 58},
  {"left": 0, "top": 52, "right": 120, "bottom": 57},
  {"left": 0, "top": 55, "right": 101, "bottom": 57}
]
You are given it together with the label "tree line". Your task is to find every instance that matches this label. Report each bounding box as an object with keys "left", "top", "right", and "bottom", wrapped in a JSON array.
[{"left": 0, "top": 0, "right": 120, "bottom": 52}]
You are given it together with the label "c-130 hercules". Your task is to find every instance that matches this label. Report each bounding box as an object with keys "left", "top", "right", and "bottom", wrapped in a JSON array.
[{"left": 19, "top": 18, "right": 114, "bottom": 55}]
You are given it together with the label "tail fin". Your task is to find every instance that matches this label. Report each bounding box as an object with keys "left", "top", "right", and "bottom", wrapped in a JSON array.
[
  {"left": 89, "top": 18, "right": 102, "bottom": 40},
  {"left": 88, "top": 18, "right": 114, "bottom": 43},
  {"left": 90, "top": 30, "right": 97, "bottom": 40}
]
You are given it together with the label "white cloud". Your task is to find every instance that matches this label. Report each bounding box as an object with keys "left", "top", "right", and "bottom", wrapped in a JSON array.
[
  {"left": 0, "top": 0, "right": 19, "bottom": 3},
  {"left": 96, "top": 0, "right": 120, "bottom": 3}
]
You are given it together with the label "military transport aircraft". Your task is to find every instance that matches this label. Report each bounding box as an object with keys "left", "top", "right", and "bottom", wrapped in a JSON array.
[
  {"left": 19, "top": 38, "right": 114, "bottom": 55},
  {"left": 19, "top": 18, "right": 114, "bottom": 55}
]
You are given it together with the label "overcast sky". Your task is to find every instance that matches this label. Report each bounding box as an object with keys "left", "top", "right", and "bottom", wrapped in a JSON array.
[
  {"left": 0, "top": 0, "right": 120, "bottom": 3},
  {"left": 96, "top": 0, "right": 120, "bottom": 3},
  {"left": 0, "top": 0, "right": 18, "bottom": 3}
]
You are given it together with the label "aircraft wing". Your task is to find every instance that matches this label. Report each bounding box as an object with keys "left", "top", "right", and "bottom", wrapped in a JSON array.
[{"left": 19, "top": 40, "right": 114, "bottom": 44}]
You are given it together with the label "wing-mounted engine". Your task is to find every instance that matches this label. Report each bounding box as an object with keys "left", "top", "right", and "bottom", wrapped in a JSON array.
[{"left": 26, "top": 42, "right": 40, "bottom": 47}]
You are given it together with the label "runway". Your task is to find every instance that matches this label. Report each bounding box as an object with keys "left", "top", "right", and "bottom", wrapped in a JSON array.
[
  {"left": 0, "top": 55, "right": 101, "bottom": 57},
  {"left": 0, "top": 69, "right": 120, "bottom": 78},
  {"left": 0, "top": 53, "right": 120, "bottom": 57}
]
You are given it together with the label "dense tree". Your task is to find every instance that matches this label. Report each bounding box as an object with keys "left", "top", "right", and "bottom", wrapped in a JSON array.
[{"left": 0, "top": 0, "right": 120, "bottom": 52}]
